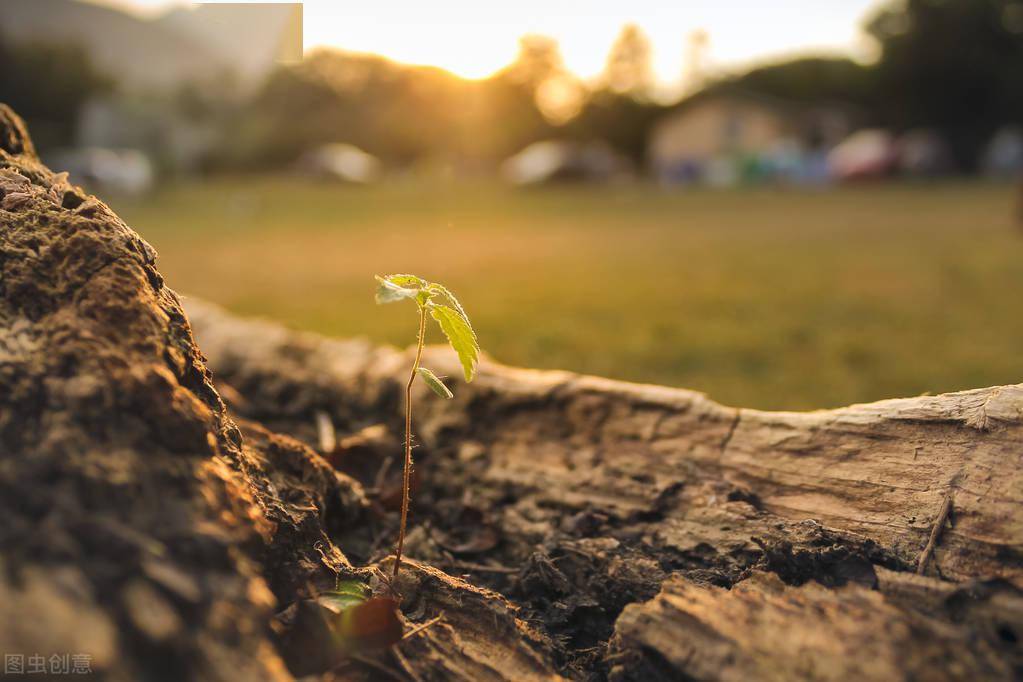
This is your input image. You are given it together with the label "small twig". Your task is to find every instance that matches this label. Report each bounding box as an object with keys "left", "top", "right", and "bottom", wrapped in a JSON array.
[
  {"left": 917, "top": 490, "right": 954, "bottom": 575},
  {"left": 555, "top": 545, "right": 592, "bottom": 559},
  {"left": 315, "top": 410, "right": 337, "bottom": 453},
  {"left": 349, "top": 654, "right": 408, "bottom": 682},
  {"left": 395, "top": 305, "right": 428, "bottom": 578},
  {"left": 402, "top": 613, "right": 445, "bottom": 641},
  {"left": 373, "top": 455, "right": 394, "bottom": 493},
  {"left": 215, "top": 379, "right": 250, "bottom": 411},
  {"left": 391, "top": 647, "right": 424, "bottom": 682},
  {"left": 437, "top": 560, "right": 519, "bottom": 575}
]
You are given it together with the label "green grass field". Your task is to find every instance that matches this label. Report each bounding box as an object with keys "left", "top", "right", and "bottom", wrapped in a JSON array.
[{"left": 114, "top": 177, "right": 1023, "bottom": 411}]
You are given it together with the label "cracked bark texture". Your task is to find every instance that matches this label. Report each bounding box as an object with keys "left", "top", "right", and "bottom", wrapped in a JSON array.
[
  {"left": 0, "top": 102, "right": 344, "bottom": 681},
  {"left": 185, "top": 299, "right": 1023, "bottom": 679}
]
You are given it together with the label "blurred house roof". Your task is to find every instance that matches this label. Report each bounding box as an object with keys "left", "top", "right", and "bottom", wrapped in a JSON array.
[{"left": 648, "top": 86, "right": 853, "bottom": 168}]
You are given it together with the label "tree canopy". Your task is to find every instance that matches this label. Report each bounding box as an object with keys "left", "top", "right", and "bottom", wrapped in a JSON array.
[
  {"left": 0, "top": 38, "right": 111, "bottom": 150},
  {"left": 865, "top": 0, "right": 1023, "bottom": 166}
]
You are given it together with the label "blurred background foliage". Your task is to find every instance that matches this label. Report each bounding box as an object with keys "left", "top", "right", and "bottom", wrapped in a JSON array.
[
  {"left": 0, "top": 39, "right": 112, "bottom": 150},
  {"left": 2, "top": 0, "right": 1023, "bottom": 409},
  {"left": 3, "top": 0, "right": 1023, "bottom": 170}
]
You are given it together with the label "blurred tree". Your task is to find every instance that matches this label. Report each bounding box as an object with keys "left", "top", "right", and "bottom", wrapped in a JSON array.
[
  {"left": 682, "top": 29, "right": 710, "bottom": 94},
  {"left": 0, "top": 38, "right": 112, "bottom": 150},
  {"left": 502, "top": 35, "right": 584, "bottom": 125},
  {"left": 567, "top": 91, "right": 667, "bottom": 164},
  {"left": 565, "top": 24, "right": 664, "bottom": 164},
  {"left": 223, "top": 48, "right": 554, "bottom": 169},
  {"left": 504, "top": 35, "right": 564, "bottom": 92},
  {"left": 866, "top": 0, "right": 1023, "bottom": 167},
  {"left": 602, "top": 24, "right": 655, "bottom": 100},
  {"left": 218, "top": 2, "right": 1023, "bottom": 175}
]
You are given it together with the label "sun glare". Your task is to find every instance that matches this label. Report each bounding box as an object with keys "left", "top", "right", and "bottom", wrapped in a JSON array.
[
  {"left": 96, "top": 0, "right": 880, "bottom": 86},
  {"left": 302, "top": 0, "right": 878, "bottom": 86}
]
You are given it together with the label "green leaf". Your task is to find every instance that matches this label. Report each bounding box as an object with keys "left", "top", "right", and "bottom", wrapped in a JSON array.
[
  {"left": 317, "top": 579, "right": 370, "bottom": 613},
  {"left": 417, "top": 367, "right": 453, "bottom": 399},
  {"left": 374, "top": 275, "right": 420, "bottom": 304},
  {"left": 427, "top": 282, "right": 471, "bottom": 325},
  {"left": 429, "top": 303, "right": 480, "bottom": 382},
  {"left": 383, "top": 273, "right": 427, "bottom": 288}
]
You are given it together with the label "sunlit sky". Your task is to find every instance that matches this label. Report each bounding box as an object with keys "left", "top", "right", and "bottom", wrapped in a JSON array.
[{"left": 95, "top": 0, "right": 884, "bottom": 90}]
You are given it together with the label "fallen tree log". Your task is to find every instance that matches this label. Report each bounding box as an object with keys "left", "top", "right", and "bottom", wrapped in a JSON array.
[
  {"left": 185, "top": 299, "right": 1023, "bottom": 583},
  {"left": 184, "top": 299, "right": 1023, "bottom": 679},
  {"left": 2, "top": 102, "right": 1020, "bottom": 680},
  {"left": 609, "top": 569, "right": 1021, "bottom": 681}
]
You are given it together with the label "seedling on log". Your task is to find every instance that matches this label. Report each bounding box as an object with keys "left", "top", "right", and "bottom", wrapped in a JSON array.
[{"left": 374, "top": 274, "right": 480, "bottom": 578}]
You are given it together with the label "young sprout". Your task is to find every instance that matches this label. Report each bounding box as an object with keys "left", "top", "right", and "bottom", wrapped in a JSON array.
[{"left": 374, "top": 274, "right": 480, "bottom": 578}]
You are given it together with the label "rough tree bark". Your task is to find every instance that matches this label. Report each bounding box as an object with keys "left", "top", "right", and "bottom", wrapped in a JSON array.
[
  {"left": 0, "top": 105, "right": 559, "bottom": 681},
  {"left": 1, "top": 103, "right": 1021, "bottom": 680}
]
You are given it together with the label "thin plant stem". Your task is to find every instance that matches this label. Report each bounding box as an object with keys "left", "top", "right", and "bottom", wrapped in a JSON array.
[{"left": 394, "top": 304, "right": 428, "bottom": 578}]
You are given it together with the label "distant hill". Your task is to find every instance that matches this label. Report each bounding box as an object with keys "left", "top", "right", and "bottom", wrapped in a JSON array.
[{"left": 0, "top": 0, "right": 301, "bottom": 92}]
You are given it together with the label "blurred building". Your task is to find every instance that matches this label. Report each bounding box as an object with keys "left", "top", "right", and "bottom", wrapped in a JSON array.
[
  {"left": 0, "top": 0, "right": 304, "bottom": 178},
  {"left": 159, "top": 2, "right": 304, "bottom": 87},
  {"left": 648, "top": 87, "right": 850, "bottom": 187},
  {"left": 74, "top": 98, "right": 218, "bottom": 175},
  {"left": 0, "top": 0, "right": 302, "bottom": 92}
]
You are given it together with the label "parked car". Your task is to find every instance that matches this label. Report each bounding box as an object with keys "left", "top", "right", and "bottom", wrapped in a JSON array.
[{"left": 47, "top": 147, "right": 155, "bottom": 196}]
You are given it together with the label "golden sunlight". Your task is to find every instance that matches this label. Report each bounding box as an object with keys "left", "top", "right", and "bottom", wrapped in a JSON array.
[{"left": 95, "top": 0, "right": 880, "bottom": 88}]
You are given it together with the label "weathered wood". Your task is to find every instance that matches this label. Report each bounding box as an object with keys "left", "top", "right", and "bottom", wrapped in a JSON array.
[
  {"left": 186, "top": 299, "right": 1023, "bottom": 678},
  {"left": 609, "top": 570, "right": 1021, "bottom": 681},
  {"left": 917, "top": 490, "right": 954, "bottom": 574},
  {"left": 386, "top": 559, "right": 566, "bottom": 682},
  {"left": 186, "top": 299, "right": 1023, "bottom": 588}
]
